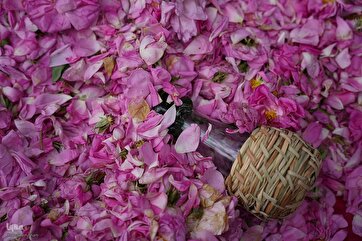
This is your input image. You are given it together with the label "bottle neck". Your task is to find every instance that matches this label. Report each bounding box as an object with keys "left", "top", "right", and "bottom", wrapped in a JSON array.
[{"left": 182, "top": 112, "right": 249, "bottom": 176}]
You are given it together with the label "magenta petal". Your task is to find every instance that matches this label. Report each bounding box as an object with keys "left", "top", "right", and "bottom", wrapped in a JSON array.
[
  {"left": 84, "top": 61, "right": 103, "bottom": 81},
  {"left": 93, "top": 219, "right": 113, "bottom": 232},
  {"left": 335, "top": 48, "right": 351, "bottom": 69},
  {"left": 2, "top": 86, "right": 22, "bottom": 102},
  {"left": 283, "top": 227, "right": 306, "bottom": 240},
  {"left": 50, "top": 44, "right": 74, "bottom": 67},
  {"left": 140, "top": 35, "right": 168, "bottom": 65},
  {"left": 14, "top": 120, "right": 36, "bottom": 138},
  {"left": 330, "top": 229, "right": 348, "bottom": 241},
  {"left": 49, "top": 149, "right": 79, "bottom": 166},
  {"left": 55, "top": 0, "right": 77, "bottom": 14},
  {"left": 326, "top": 95, "right": 344, "bottom": 110},
  {"left": 332, "top": 215, "right": 348, "bottom": 229},
  {"left": 223, "top": 3, "right": 244, "bottom": 23},
  {"left": 65, "top": 6, "right": 99, "bottom": 31},
  {"left": 149, "top": 192, "right": 168, "bottom": 211},
  {"left": 139, "top": 168, "right": 168, "bottom": 184},
  {"left": 290, "top": 18, "right": 322, "bottom": 46},
  {"left": 352, "top": 212, "right": 362, "bottom": 237},
  {"left": 170, "top": 15, "right": 197, "bottom": 43},
  {"left": 10, "top": 206, "right": 33, "bottom": 226},
  {"left": 35, "top": 93, "right": 72, "bottom": 105},
  {"left": 140, "top": 142, "right": 158, "bottom": 166},
  {"left": 201, "top": 169, "right": 225, "bottom": 193},
  {"left": 159, "top": 104, "right": 176, "bottom": 131},
  {"left": 184, "top": 35, "right": 213, "bottom": 55},
  {"left": 175, "top": 124, "right": 201, "bottom": 153},
  {"left": 62, "top": 59, "right": 86, "bottom": 81},
  {"left": 302, "top": 122, "right": 329, "bottom": 148},
  {"left": 336, "top": 16, "right": 353, "bottom": 41}
]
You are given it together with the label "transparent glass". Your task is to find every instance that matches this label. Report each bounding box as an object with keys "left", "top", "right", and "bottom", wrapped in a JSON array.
[
  {"left": 153, "top": 100, "right": 250, "bottom": 176},
  {"left": 182, "top": 112, "right": 249, "bottom": 176}
]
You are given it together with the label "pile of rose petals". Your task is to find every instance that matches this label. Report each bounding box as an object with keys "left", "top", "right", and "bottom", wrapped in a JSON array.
[{"left": 0, "top": 0, "right": 361, "bottom": 240}]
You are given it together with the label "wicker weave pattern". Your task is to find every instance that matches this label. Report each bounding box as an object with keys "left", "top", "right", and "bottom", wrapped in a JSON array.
[{"left": 225, "top": 126, "right": 321, "bottom": 220}]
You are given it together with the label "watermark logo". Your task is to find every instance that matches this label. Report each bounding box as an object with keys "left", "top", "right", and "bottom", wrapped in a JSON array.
[
  {"left": 6, "top": 223, "right": 24, "bottom": 232},
  {"left": 5, "top": 223, "right": 39, "bottom": 239}
]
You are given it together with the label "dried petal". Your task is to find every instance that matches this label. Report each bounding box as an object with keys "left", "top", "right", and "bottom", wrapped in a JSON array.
[
  {"left": 103, "top": 56, "right": 115, "bottom": 77},
  {"left": 128, "top": 99, "right": 151, "bottom": 121}
]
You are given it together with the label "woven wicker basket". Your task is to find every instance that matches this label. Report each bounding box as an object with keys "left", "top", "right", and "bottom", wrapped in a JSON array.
[{"left": 225, "top": 126, "right": 321, "bottom": 220}]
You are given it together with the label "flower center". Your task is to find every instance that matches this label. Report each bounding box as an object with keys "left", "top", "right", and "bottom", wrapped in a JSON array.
[
  {"left": 107, "top": 115, "right": 113, "bottom": 123},
  {"left": 250, "top": 77, "right": 263, "bottom": 89},
  {"left": 265, "top": 109, "right": 277, "bottom": 120},
  {"left": 95, "top": 115, "right": 114, "bottom": 133},
  {"left": 212, "top": 71, "right": 228, "bottom": 83}
]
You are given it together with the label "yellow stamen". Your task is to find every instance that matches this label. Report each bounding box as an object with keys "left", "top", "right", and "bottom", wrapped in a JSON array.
[
  {"left": 265, "top": 109, "right": 277, "bottom": 120},
  {"left": 250, "top": 77, "right": 263, "bottom": 90},
  {"left": 134, "top": 140, "right": 145, "bottom": 148},
  {"left": 107, "top": 115, "right": 113, "bottom": 123}
]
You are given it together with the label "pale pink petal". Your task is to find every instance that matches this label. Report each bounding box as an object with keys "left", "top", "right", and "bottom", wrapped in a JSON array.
[
  {"left": 140, "top": 142, "right": 158, "bottom": 166},
  {"left": 140, "top": 35, "right": 168, "bottom": 65},
  {"left": 84, "top": 61, "right": 103, "bottom": 81},
  {"left": 139, "top": 168, "right": 168, "bottom": 184},
  {"left": 201, "top": 169, "right": 225, "bottom": 193},
  {"left": 223, "top": 3, "right": 244, "bottom": 23},
  {"left": 50, "top": 44, "right": 74, "bottom": 67},
  {"left": 335, "top": 48, "right": 351, "bottom": 69},
  {"left": 330, "top": 230, "right": 348, "bottom": 241},
  {"left": 336, "top": 16, "right": 353, "bottom": 41},
  {"left": 65, "top": 5, "right": 99, "bottom": 31},
  {"left": 10, "top": 206, "right": 33, "bottom": 226},
  {"left": 14, "top": 120, "right": 38, "bottom": 139},
  {"left": 2, "top": 86, "right": 22, "bottom": 102},
  {"left": 159, "top": 104, "right": 176, "bottom": 131},
  {"left": 149, "top": 192, "right": 168, "bottom": 211},
  {"left": 55, "top": 0, "right": 77, "bottom": 13},
  {"left": 326, "top": 95, "right": 344, "bottom": 110},
  {"left": 196, "top": 201, "right": 227, "bottom": 235},
  {"left": 62, "top": 59, "right": 86, "bottom": 81},
  {"left": 48, "top": 150, "right": 79, "bottom": 166},
  {"left": 184, "top": 35, "right": 213, "bottom": 55},
  {"left": 175, "top": 124, "right": 201, "bottom": 153},
  {"left": 34, "top": 94, "right": 72, "bottom": 108},
  {"left": 283, "top": 227, "right": 306, "bottom": 240},
  {"left": 352, "top": 212, "right": 362, "bottom": 237}
]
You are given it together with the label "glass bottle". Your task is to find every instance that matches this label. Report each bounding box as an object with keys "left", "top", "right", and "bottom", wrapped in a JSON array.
[{"left": 154, "top": 97, "right": 249, "bottom": 176}]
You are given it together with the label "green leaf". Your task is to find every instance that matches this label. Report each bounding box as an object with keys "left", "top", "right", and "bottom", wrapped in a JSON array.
[{"left": 52, "top": 65, "right": 67, "bottom": 82}]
